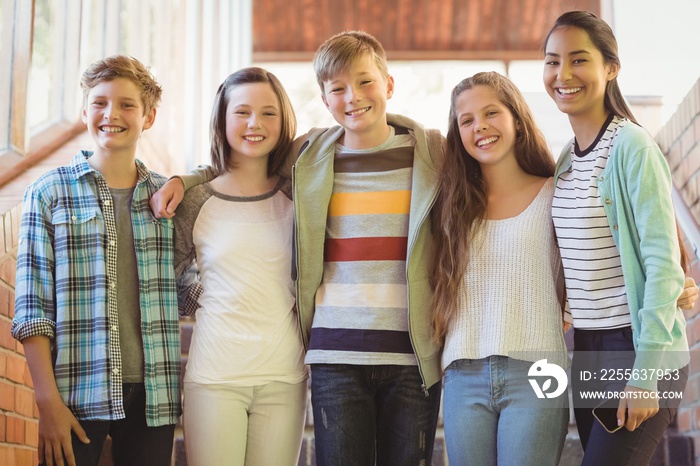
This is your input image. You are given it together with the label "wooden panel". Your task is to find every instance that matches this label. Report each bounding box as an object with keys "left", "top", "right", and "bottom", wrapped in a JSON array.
[{"left": 253, "top": 0, "right": 601, "bottom": 61}]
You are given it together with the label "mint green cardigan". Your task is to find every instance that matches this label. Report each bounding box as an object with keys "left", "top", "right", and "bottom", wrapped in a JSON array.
[{"left": 554, "top": 122, "right": 689, "bottom": 390}]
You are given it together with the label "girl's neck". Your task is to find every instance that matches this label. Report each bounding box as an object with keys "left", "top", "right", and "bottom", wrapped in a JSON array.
[
  {"left": 211, "top": 163, "right": 278, "bottom": 197},
  {"left": 569, "top": 107, "right": 611, "bottom": 152},
  {"left": 481, "top": 158, "right": 546, "bottom": 220},
  {"left": 481, "top": 155, "right": 527, "bottom": 195}
]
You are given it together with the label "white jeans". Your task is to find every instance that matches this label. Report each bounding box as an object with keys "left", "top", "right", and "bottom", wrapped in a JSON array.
[{"left": 183, "top": 379, "right": 308, "bottom": 466}]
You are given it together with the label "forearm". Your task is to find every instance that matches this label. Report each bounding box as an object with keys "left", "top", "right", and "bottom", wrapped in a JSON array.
[
  {"left": 22, "top": 335, "right": 62, "bottom": 406},
  {"left": 23, "top": 336, "right": 89, "bottom": 465},
  {"left": 178, "top": 164, "right": 215, "bottom": 191}
]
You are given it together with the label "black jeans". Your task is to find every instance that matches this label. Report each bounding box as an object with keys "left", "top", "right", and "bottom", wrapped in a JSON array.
[
  {"left": 571, "top": 327, "right": 688, "bottom": 466},
  {"left": 41, "top": 383, "right": 175, "bottom": 466}
]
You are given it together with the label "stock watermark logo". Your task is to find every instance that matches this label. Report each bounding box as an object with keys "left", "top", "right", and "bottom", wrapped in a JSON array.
[{"left": 528, "top": 359, "right": 568, "bottom": 399}]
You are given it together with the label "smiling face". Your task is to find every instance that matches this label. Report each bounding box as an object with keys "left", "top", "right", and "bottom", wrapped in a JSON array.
[
  {"left": 82, "top": 77, "right": 155, "bottom": 158},
  {"left": 224, "top": 82, "right": 282, "bottom": 169},
  {"left": 543, "top": 26, "right": 619, "bottom": 123},
  {"left": 321, "top": 53, "right": 394, "bottom": 149},
  {"left": 455, "top": 84, "right": 518, "bottom": 170}
]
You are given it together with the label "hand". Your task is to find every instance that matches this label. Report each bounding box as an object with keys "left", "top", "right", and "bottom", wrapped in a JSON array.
[
  {"left": 37, "top": 398, "right": 90, "bottom": 466},
  {"left": 150, "top": 177, "right": 185, "bottom": 219},
  {"left": 677, "top": 276, "right": 698, "bottom": 311},
  {"left": 617, "top": 386, "right": 659, "bottom": 432},
  {"left": 562, "top": 320, "right": 572, "bottom": 333}
]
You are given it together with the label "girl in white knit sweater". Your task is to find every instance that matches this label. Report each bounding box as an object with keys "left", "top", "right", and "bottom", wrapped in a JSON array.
[
  {"left": 430, "top": 71, "right": 698, "bottom": 466},
  {"left": 430, "top": 71, "right": 570, "bottom": 466}
]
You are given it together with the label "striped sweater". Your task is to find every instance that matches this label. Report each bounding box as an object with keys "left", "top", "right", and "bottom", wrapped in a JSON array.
[{"left": 305, "top": 126, "right": 418, "bottom": 366}]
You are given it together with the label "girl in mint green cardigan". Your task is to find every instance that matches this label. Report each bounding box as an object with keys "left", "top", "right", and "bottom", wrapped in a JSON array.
[{"left": 544, "top": 11, "right": 692, "bottom": 465}]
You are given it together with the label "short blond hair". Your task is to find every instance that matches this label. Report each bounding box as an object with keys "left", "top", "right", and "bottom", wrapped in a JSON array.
[
  {"left": 313, "top": 30, "right": 389, "bottom": 92},
  {"left": 80, "top": 55, "right": 162, "bottom": 114}
]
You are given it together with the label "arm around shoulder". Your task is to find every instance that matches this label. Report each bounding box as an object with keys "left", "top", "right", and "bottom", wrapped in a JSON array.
[{"left": 150, "top": 164, "right": 215, "bottom": 219}]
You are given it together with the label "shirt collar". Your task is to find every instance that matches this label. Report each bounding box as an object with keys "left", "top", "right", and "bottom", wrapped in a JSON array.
[{"left": 69, "top": 150, "right": 152, "bottom": 185}]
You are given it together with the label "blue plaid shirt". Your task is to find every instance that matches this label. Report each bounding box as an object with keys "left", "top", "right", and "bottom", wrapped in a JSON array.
[{"left": 11, "top": 151, "right": 181, "bottom": 426}]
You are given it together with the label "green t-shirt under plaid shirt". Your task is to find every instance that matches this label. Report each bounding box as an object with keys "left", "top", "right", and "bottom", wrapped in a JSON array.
[{"left": 11, "top": 150, "right": 181, "bottom": 427}]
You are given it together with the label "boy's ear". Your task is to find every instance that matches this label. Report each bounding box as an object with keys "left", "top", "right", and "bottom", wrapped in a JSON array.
[
  {"left": 386, "top": 75, "right": 395, "bottom": 99},
  {"left": 321, "top": 93, "right": 330, "bottom": 110},
  {"left": 142, "top": 107, "right": 157, "bottom": 130},
  {"left": 81, "top": 107, "right": 88, "bottom": 124}
]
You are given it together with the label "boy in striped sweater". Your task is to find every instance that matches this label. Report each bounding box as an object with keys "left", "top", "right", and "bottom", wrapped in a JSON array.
[{"left": 293, "top": 31, "right": 444, "bottom": 465}]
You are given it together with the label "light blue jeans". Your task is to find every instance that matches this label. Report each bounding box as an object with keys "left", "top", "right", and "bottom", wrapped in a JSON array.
[{"left": 443, "top": 356, "right": 568, "bottom": 466}]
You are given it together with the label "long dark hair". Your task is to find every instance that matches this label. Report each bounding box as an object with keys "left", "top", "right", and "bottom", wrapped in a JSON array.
[
  {"left": 544, "top": 10, "right": 638, "bottom": 125},
  {"left": 544, "top": 11, "right": 689, "bottom": 272},
  {"left": 209, "top": 67, "right": 297, "bottom": 177},
  {"left": 430, "top": 71, "right": 555, "bottom": 344}
]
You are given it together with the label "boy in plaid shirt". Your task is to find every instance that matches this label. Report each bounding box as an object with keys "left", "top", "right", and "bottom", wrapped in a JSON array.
[{"left": 12, "top": 55, "right": 180, "bottom": 466}]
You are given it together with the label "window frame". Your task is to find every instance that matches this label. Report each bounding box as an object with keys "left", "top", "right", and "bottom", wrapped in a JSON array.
[{"left": 0, "top": 0, "right": 84, "bottom": 188}]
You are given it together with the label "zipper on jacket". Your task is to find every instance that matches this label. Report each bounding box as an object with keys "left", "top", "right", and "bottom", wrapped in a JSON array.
[
  {"left": 292, "top": 164, "right": 309, "bottom": 351},
  {"left": 406, "top": 176, "right": 440, "bottom": 394}
]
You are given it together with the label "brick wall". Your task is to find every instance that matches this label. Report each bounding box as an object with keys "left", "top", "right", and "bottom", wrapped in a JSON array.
[
  {"left": 0, "top": 203, "right": 38, "bottom": 466},
  {"left": 658, "top": 77, "right": 700, "bottom": 465}
]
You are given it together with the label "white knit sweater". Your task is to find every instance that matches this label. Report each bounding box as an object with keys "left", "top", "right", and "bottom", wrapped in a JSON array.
[{"left": 441, "top": 178, "right": 569, "bottom": 370}]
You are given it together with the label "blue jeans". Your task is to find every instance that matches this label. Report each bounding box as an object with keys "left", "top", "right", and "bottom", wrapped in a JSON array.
[
  {"left": 443, "top": 356, "right": 568, "bottom": 466},
  {"left": 310, "top": 364, "right": 441, "bottom": 466},
  {"left": 41, "top": 384, "right": 175, "bottom": 466},
  {"left": 572, "top": 327, "right": 689, "bottom": 466}
]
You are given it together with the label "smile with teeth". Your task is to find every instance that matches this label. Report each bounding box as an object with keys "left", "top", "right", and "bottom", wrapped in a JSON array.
[
  {"left": 477, "top": 136, "right": 498, "bottom": 147},
  {"left": 346, "top": 107, "right": 370, "bottom": 116},
  {"left": 243, "top": 135, "right": 264, "bottom": 142},
  {"left": 557, "top": 87, "right": 582, "bottom": 95},
  {"left": 100, "top": 126, "right": 125, "bottom": 133}
]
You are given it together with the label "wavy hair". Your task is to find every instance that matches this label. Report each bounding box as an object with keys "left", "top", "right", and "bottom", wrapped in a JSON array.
[
  {"left": 430, "top": 71, "right": 555, "bottom": 344},
  {"left": 80, "top": 55, "right": 162, "bottom": 115}
]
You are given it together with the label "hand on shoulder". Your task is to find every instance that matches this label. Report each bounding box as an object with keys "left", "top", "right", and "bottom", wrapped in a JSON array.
[{"left": 150, "top": 177, "right": 185, "bottom": 219}]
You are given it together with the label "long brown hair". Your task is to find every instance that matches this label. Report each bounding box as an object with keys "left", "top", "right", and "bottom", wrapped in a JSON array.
[{"left": 430, "top": 71, "right": 555, "bottom": 344}]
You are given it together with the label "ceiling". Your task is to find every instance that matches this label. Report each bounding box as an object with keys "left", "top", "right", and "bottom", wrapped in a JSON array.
[{"left": 253, "top": 0, "right": 601, "bottom": 62}]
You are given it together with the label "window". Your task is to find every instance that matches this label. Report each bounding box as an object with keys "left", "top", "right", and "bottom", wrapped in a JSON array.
[
  {"left": 0, "top": 0, "right": 11, "bottom": 152},
  {"left": 0, "top": 0, "right": 252, "bottom": 187},
  {"left": 0, "top": 0, "right": 85, "bottom": 186},
  {"left": 27, "top": 0, "right": 60, "bottom": 130},
  {"left": 0, "top": 0, "right": 32, "bottom": 177}
]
